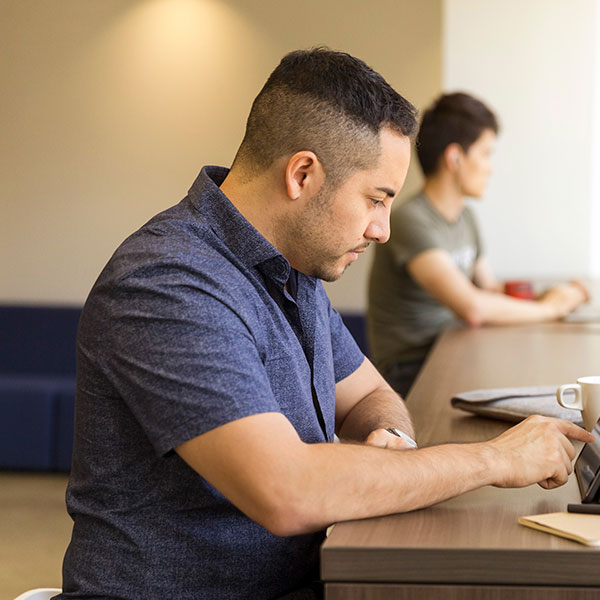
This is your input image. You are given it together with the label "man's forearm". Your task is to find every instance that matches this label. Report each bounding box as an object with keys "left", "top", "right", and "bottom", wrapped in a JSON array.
[
  {"left": 276, "top": 416, "right": 590, "bottom": 537},
  {"left": 467, "top": 289, "right": 556, "bottom": 325},
  {"left": 337, "top": 386, "right": 414, "bottom": 442},
  {"left": 468, "top": 282, "right": 587, "bottom": 326},
  {"left": 286, "top": 439, "right": 494, "bottom": 536},
  {"left": 177, "top": 412, "right": 592, "bottom": 539}
]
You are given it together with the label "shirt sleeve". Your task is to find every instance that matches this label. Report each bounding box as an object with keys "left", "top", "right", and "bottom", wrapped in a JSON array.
[{"left": 97, "top": 266, "right": 282, "bottom": 457}]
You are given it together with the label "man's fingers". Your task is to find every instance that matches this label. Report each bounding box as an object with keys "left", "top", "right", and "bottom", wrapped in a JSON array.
[
  {"left": 364, "top": 429, "right": 414, "bottom": 450},
  {"left": 559, "top": 444, "right": 574, "bottom": 475},
  {"left": 554, "top": 419, "right": 594, "bottom": 443},
  {"left": 543, "top": 444, "right": 572, "bottom": 489},
  {"left": 493, "top": 416, "right": 591, "bottom": 490},
  {"left": 539, "top": 478, "right": 561, "bottom": 490},
  {"left": 538, "top": 463, "right": 569, "bottom": 490},
  {"left": 564, "top": 438, "right": 576, "bottom": 462},
  {"left": 570, "top": 280, "right": 590, "bottom": 301},
  {"left": 556, "top": 433, "right": 577, "bottom": 461},
  {"left": 364, "top": 429, "right": 388, "bottom": 448}
]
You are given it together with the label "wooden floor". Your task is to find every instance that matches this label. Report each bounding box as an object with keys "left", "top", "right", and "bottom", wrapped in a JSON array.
[{"left": 0, "top": 472, "right": 71, "bottom": 599}]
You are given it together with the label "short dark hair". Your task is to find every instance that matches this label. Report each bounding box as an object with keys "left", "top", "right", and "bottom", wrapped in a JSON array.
[
  {"left": 232, "top": 47, "right": 418, "bottom": 187},
  {"left": 416, "top": 92, "right": 499, "bottom": 176}
]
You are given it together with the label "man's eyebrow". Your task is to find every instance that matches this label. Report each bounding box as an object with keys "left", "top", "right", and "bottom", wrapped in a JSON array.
[{"left": 375, "top": 187, "right": 397, "bottom": 198}]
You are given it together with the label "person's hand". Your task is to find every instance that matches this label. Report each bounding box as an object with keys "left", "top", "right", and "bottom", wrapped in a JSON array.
[
  {"left": 569, "top": 279, "right": 590, "bottom": 301},
  {"left": 540, "top": 281, "right": 588, "bottom": 318},
  {"left": 364, "top": 428, "right": 416, "bottom": 450},
  {"left": 486, "top": 415, "right": 593, "bottom": 490}
]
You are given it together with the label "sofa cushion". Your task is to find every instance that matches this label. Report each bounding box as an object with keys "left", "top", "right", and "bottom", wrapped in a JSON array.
[
  {"left": 339, "top": 312, "right": 369, "bottom": 357},
  {"left": 0, "top": 305, "right": 81, "bottom": 376},
  {"left": 0, "top": 375, "right": 75, "bottom": 470}
]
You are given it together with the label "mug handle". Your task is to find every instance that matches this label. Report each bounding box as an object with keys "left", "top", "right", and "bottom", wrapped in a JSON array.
[{"left": 557, "top": 383, "right": 583, "bottom": 410}]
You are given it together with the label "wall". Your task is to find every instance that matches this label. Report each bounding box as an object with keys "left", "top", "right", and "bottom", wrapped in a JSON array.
[
  {"left": 443, "top": 0, "right": 599, "bottom": 281},
  {"left": 591, "top": 2, "right": 600, "bottom": 278},
  {"left": 1, "top": 0, "right": 442, "bottom": 309}
]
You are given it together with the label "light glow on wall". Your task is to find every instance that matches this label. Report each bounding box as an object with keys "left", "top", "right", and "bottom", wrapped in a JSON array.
[{"left": 77, "top": 0, "right": 272, "bottom": 129}]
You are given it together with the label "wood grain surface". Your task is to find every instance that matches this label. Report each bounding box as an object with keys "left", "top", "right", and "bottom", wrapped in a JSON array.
[
  {"left": 322, "top": 322, "right": 600, "bottom": 593},
  {"left": 325, "top": 583, "right": 600, "bottom": 600}
]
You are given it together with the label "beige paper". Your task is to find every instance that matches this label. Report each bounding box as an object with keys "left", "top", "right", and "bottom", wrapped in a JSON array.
[{"left": 519, "top": 512, "right": 600, "bottom": 546}]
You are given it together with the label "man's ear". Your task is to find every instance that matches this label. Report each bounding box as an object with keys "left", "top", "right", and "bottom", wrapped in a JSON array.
[
  {"left": 284, "top": 151, "right": 325, "bottom": 201},
  {"left": 443, "top": 143, "right": 463, "bottom": 173}
]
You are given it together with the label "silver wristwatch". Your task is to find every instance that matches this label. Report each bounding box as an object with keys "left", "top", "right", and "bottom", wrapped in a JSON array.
[{"left": 386, "top": 427, "right": 418, "bottom": 448}]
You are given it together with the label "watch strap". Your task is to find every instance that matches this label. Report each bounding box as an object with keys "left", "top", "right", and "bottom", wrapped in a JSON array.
[{"left": 386, "top": 427, "right": 418, "bottom": 448}]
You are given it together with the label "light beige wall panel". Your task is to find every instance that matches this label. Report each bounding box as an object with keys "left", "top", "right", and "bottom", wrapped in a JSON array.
[
  {"left": 443, "top": 0, "right": 598, "bottom": 281},
  {"left": 1, "top": 0, "right": 441, "bottom": 308}
]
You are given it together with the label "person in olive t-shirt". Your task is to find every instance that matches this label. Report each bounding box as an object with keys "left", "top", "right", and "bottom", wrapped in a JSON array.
[{"left": 368, "top": 93, "right": 588, "bottom": 397}]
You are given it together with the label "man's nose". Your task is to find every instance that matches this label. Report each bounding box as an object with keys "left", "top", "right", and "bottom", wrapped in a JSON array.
[{"left": 365, "top": 214, "right": 390, "bottom": 244}]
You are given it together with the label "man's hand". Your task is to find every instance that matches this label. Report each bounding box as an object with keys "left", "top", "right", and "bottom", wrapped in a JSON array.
[
  {"left": 540, "top": 281, "right": 589, "bottom": 318},
  {"left": 486, "top": 415, "right": 594, "bottom": 490},
  {"left": 364, "top": 428, "right": 416, "bottom": 450}
]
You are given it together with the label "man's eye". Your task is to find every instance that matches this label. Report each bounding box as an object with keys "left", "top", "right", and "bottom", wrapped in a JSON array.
[{"left": 370, "top": 198, "right": 384, "bottom": 207}]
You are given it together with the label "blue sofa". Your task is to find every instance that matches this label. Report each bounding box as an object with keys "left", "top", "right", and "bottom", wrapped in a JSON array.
[
  {"left": 0, "top": 306, "right": 80, "bottom": 471},
  {"left": 339, "top": 313, "right": 370, "bottom": 358},
  {"left": 0, "top": 306, "right": 368, "bottom": 472}
]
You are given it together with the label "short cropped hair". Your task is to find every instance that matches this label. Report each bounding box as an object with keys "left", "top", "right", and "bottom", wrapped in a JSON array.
[
  {"left": 416, "top": 92, "right": 499, "bottom": 176},
  {"left": 232, "top": 47, "right": 418, "bottom": 187}
]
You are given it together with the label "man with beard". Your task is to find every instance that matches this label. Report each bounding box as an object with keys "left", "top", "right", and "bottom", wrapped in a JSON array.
[{"left": 58, "top": 49, "right": 592, "bottom": 600}]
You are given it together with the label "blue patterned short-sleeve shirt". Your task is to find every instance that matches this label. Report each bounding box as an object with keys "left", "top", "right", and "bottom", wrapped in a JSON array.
[{"left": 60, "top": 166, "right": 364, "bottom": 600}]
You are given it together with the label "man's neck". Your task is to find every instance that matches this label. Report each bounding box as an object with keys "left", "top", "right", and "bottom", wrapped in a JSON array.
[
  {"left": 219, "top": 168, "right": 283, "bottom": 249},
  {"left": 422, "top": 175, "right": 466, "bottom": 223}
]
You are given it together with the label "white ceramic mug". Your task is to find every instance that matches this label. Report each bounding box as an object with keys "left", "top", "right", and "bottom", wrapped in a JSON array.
[{"left": 557, "top": 376, "right": 600, "bottom": 431}]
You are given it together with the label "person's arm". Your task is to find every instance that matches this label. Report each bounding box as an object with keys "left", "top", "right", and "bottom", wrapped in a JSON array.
[
  {"left": 472, "top": 255, "right": 503, "bottom": 293},
  {"left": 334, "top": 356, "right": 415, "bottom": 449},
  {"left": 176, "top": 411, "right": 593, "bottom": 537},
  {"left": 407, "top": 249, "right": 587, "bottom": 326}
]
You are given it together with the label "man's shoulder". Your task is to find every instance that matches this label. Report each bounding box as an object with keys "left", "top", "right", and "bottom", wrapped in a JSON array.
[
  {"left": 113, "top": 205, "right": 225, "bottom": 273},
  {"left": 391, "top": 193, "right": 436, "bottom": 232},
  {"left": 461, "top": 204, "right": 480, "bottom": 229},
  {"left": 393, "top": 192, "right": 431, "bottom": 217},
  {"left": 93, "top": 199, "right": 250, "bottom": 308}
]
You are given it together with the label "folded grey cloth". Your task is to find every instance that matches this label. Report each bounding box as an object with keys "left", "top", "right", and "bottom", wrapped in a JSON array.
[
  {"left": 562, "top": 305, "right": 600, "bottom": 323},
  {"left": 451, "top": 385, "right": 583, "bottom": 425}
]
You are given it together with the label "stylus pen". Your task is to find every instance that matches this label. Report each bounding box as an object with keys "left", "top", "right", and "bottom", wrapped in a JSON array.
[{"left": 567, "top": 503, "right": 600, "bottom": 514}]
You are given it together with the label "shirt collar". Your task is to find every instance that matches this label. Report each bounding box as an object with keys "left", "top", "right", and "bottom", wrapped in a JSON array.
[{"left": 187, "top": 166, "right": 291, "bottom": 284}]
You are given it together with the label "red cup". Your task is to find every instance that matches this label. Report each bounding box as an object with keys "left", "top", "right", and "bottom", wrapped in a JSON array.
[{"left": 504, "top": 280, "right": 535, "bottom": 300}]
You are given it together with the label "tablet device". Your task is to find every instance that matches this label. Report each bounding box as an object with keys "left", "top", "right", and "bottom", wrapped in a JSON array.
[{"left": 575, "top": 419, "right": 600, "bottom": 503}]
